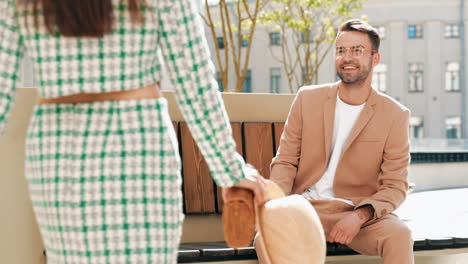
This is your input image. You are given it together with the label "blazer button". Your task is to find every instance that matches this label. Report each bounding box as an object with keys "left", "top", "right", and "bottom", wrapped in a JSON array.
[{"left": 381, "top": 209, "right": 387, "bottom": 215}]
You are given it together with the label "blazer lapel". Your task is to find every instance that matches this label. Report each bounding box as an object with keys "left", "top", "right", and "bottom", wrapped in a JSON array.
[
  {"left": 342, "top": 88, "right": 379, "bottom": 154},
  {"left": 323, "top": 84, "right": 338, "bottom": 161}
]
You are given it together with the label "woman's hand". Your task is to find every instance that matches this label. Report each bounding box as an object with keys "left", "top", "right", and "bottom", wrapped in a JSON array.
[{"left": 222, "top": 164, "right": 269, "bottom": 206}]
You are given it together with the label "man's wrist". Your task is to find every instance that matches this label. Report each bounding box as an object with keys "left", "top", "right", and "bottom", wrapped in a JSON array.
[{"left": 354, "top": 205, "right": 374, "bottom": 224}]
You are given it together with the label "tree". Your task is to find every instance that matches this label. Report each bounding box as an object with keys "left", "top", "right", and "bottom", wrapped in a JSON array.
[
  {"left": 200, "top": 0, "right": 269, "bottom": 92},
  {"left": 259, "top": 0, "right": 366, "bottom": 93}
]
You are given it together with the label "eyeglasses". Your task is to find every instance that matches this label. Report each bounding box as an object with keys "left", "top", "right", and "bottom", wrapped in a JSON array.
[{"left": 335, "top": 46, "right": 376, "bottom": 58}]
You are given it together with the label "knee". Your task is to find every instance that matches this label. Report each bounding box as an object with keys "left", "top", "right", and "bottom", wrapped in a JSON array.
[{"left": 386, "top": 222, "right": 413, "bottom": 246}]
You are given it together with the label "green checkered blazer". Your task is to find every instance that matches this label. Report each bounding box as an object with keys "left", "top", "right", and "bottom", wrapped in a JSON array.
[{"left": 0, "top": 0, "right": 246, "bottom": 187}]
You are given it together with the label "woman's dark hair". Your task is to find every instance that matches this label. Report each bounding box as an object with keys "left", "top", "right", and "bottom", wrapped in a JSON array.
[{"left": 18, "top": 0, "right": 146, "bottom": 37}]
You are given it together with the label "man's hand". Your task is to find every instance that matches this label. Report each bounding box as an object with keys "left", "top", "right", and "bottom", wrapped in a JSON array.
[{"left": 328, "top": 205, "right": 374, "bottom": 244}]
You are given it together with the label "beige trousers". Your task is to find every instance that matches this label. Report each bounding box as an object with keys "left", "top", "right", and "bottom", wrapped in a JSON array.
[{"left": 255, "top": 200, "right": 414, "bottom": 264}]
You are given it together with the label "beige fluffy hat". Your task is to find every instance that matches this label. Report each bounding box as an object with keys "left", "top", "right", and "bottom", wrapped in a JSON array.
[{"left": 223, "top": 181, "right": 326, "bottom": 264}]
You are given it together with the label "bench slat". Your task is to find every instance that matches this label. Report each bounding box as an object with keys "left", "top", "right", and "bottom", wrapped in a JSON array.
[
  {"left": 426, "top": 236, "right": 455, "bottom": 249},
  {"left": 181, "top": 242, "right": 235, "bottom": 258},
  {"left": 273, "top": 122, "right": 285, "bottom": 155},
  {"left": 177, "top": 234, "right": 468, "bottom": 262},
  {"left": 177, "top": 247, "right": 201, "bottom": 263},
  {"left": 243, "top": 123, "right": 274, "bottom": 179},
  {"left": 180, "top": 122, "right": 216, "bottom": 214},
  {"left": 454, "top": 237, "right": 468, "bottom": 247},
  {"left": 235, "top": 245, "right": 256, "bottom": 256},
  {"left": 413, "top": 237, "right": 428, "bottom": 250},
  {"left": 328, "top": 243, "right": 359, "bottom": 256}
]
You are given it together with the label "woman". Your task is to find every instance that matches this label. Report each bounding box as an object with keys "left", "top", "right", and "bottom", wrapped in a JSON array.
[{"left": 0, "top": 0, "right": 267, "bottom": 263}]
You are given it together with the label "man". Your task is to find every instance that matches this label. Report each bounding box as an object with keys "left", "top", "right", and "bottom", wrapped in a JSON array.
[{"left": 257, "top": 19, "right": 414, "bottom": 263}]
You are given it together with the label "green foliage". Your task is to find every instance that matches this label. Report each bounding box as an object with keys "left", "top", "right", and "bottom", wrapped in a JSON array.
[
  {"left": 259, "top": 0, "right": 367, "bottom": 92},
  {"left": 203, "top": 0, "right": 367, "bottom": 92}
]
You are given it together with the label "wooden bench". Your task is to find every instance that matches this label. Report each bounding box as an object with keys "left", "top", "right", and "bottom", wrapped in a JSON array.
[
  {"left": 3, "top": 89, "right": 467, "bottom": 263},
  {"left": 174, "top": 121, "right": 281, "bottom": 215},
  {"left": 174, "top": 121, "right": 468, "bottom": 263}
]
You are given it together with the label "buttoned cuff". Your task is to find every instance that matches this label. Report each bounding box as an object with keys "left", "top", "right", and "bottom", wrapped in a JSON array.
[{"left": 354, "top": 199, "right": 393, "bottom": 225}]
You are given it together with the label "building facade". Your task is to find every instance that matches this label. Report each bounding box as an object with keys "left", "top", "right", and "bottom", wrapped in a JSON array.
[
  {"left": 17, "top": 0, "right": 467, "bottom": 139},
  {"left": 205, "top": 0, "right": 466, "bottom": 139}
]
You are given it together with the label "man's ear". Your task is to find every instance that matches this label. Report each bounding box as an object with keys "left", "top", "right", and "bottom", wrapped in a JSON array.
[{"left": 372, "top": 52, "right": 381, "bottom": 67}]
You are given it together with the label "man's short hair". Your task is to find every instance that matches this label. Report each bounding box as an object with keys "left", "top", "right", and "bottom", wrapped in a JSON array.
[{"left": 337, "top": 19, "right": 381, "bottom": 52}]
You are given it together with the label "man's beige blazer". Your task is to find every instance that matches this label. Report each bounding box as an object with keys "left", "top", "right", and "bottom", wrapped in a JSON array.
[{"left": 270, "top": 82, "right": 411, "bottom": 220}]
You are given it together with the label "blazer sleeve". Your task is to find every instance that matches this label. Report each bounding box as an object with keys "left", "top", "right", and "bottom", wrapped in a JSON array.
[
  {"left": 156, "top": 0, "right": 245, "bottom": 187},
  {"left": 270, "top": 89, "right": 303, "bottom": 195},
  {"left": 0, "top": 0, "right": 24, "bottom": 137},
  {"left": 355, "top": 108, "right": 411, "bottom": 221}
]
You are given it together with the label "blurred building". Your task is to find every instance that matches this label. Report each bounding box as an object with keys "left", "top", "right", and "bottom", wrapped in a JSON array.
[
  {"left": 18, "top": 0, "right": 467, "bottom": 139},
  {"left": 204, "top": 0, "right": 466, "bottom": 139}
]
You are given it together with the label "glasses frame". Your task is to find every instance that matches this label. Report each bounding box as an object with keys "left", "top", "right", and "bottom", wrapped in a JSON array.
[{"left": 335, "top": 45, "right": 377, "bottom": 58}]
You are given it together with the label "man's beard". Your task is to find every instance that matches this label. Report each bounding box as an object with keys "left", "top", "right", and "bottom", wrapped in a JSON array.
[{"left": 337, "top": 59, "right": 372, "bottom": 85}]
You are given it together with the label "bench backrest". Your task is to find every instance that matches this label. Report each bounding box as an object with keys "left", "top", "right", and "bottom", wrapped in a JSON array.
[{"left": 174, "top": 121, "right": 285, "bottom": 214}]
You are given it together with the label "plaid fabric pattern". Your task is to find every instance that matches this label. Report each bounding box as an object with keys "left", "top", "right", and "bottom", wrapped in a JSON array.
[
  {"left": 1, "top": 0, "right": 245, "bottom": 187},
  {"left": 0, "top": 0, "right": 24, "bottom": 136},
  {"left": 26, "top": 99, "right": 184, "bottom": 263},
  {"left": 1, "top": 0, "right": 247, "bottom": 262}
]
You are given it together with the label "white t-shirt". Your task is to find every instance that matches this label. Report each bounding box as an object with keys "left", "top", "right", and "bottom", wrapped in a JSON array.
[{"left": 302, "top": 93, "right": 365, "bottom": 206}]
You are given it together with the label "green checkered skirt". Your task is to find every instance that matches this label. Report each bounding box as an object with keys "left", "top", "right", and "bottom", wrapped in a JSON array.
[{"left": 25, "top": 98, "right": 184, "bottom": 264}]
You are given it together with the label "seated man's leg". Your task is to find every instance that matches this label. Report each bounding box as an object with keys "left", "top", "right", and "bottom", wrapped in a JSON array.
[{"left": 348, "top": 214, "right": 414, "bottom": 264}]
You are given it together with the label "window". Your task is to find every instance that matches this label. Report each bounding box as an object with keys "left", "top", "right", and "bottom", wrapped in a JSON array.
[
  {"left": 408, "top": 24, "right": 423, "bottom": 39},
  {"left": 216, "top": 72, "right": 223, "bottom": 92},
  {"left": 270, "top": 67, "right": 281, "bottom": 93},
  {"left": 207, "top": 0, "right": 220, "bottom": 6},
  {"left": 242, "top": 69, "right": 252, "bottom": 93},
  {"left": 241, "top": 39, "right": 248, "bottom": 47},
  {"left": 445, "top": 24, "right": 460, "bottom": 38},
  {"left": 372, "top": 64, "right": 387, "bottom": 93},
  {"left": 301, "top": 31, "right": 313, "bottom": 43},
  {"left": 408, "top": 63, "right": 424, "bottom": 92},
  {"left": 270, "top": 32, "right": 281, "bottom": 46},
  {"left": 446, "top": 116, "right": 461, "bottom": 139},
  {"left": 445, "top": 62, "right": 460, "bottom": 92},
  {"left": 409, "top": 116, "right": 424, "bottom": 138},
  {"left": 217, "top": 37, "right": 225, "bottom": 49},
  {"left": 376, "top": 26, "right": 386, "bottom": 39}
]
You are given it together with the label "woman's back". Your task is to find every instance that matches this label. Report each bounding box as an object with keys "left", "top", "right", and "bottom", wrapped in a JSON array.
[
  {"left": 12, "top": 0, "right": 167, "bottom": 98},
  {"left": 2, "top": 0, "right": 245, "bottom": 198},
  {"left": 0, "top": 1, "right": 269, "bottom": 263},
  {"left": 0, "top": 0, "right": 265, "bottom": 262}
]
